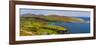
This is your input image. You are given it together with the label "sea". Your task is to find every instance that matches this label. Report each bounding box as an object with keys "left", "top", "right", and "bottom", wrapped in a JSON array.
[{"left": 52, "top": 17, "right": 90, "bottom": 34}]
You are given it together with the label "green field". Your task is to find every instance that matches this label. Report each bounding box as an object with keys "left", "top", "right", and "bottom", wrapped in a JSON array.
[{"left": 20, "top": 14, "right": 84, "bottom": 36}]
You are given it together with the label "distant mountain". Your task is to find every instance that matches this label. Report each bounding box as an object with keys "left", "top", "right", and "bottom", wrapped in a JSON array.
[
  {"left": 21, "top": 13, "right": 43, "bottom": 17},
  {"left": 21, "top": 13, "right": 85, "bottom": 23}
]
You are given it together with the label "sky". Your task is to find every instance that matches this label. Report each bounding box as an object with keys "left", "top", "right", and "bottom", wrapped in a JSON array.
[{"left": 20, "top": 8, "right": 90, "bottom": 17}]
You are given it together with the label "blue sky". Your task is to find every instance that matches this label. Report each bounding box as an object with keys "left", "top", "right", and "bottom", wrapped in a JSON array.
[{"left": 20, "top": 8, "right": 90, "bottom": 17}]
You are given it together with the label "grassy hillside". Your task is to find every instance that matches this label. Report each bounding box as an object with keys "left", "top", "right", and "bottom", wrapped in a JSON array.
[{"left": 20, "top": 14, "right": 84, "bottom": 36}]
